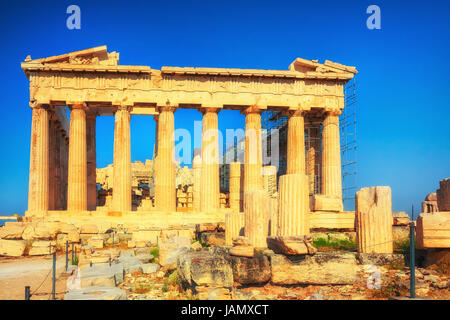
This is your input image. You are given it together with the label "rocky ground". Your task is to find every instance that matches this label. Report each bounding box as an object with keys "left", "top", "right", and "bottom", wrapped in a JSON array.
[{"left": 1, "top": 240, "right": 448, "bottom": 300}]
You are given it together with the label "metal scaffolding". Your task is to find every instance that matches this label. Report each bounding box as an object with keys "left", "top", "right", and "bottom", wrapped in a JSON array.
[{"left": 341, "top": 77, "right": 358, "bottom": 209}]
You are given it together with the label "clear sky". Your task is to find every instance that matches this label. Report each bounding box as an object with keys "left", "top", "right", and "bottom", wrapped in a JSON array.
[{"left": 0, "top": 0, "right": 449, "bottom": 215}]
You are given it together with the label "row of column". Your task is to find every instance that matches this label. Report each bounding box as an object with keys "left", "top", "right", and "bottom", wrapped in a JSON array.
[
  {"left": 27, "top": 103, "right": 128, "bottom": 214},
  {"left": 28, "top": 102, "right": 342, "bottom": 215}
]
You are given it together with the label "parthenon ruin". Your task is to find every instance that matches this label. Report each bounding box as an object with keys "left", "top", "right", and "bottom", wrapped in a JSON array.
[{"left": 22, "top": 45, "right": 357, "bottom": 229}]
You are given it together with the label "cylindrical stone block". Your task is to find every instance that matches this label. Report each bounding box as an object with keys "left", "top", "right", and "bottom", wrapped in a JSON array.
[
  {"left": 28, "top": 105, "right": 49, "bottom": 213},
  {"left": 244, "top": 190, "right": 269, "bottom": 248},
  {"left": 112, "top": 108, "right": 132, "bottom": 212},
  {"left": 225, "top": 212, "right": 245, "bottom": 246},
  {"left": 154, "top": 107, "right": 176, "bottom": 212},
  {"left": 193, "top": 148, "right": 202, "bottom": 212},
  {"left": 321, "top": 111, "right": 342, "bottom": 199},
  {"left": 67, "top": 105, "right": 87, "bottom": 212},
  {"left": 200, "top": 109, "right": 220, "bottom": 213},
  {"left": 268, "top": 196, "right": 279, "bottom": 236},
  {"left": 86, "top": 114, "right": 97, "bottom": 211},
  {"left": 278, "top": 174, "right": 310, "bottom": 236},
  {"left": 229, "top": 162, "right": 243, "bottom": 212},
  {"left": 286, "top": 112, "right": 306, "bottom": 175},
  {"left": 356, "top": 186, "right": 393, "bottom": 253},
  {"left": 262, "top": 165, "right": 277, "bottom": 196},
  {"left": 244, "top": 111, "right": 263, "bottom": 193}
]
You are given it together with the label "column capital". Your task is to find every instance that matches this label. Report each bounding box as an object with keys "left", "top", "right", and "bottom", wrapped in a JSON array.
[
  {"left": 283, "top": 109, "right": 307, "bottom": 118},
  {"left": 156, "top": 105, "right": 176, "bottom": 113},
  {"left": 115, "top": 104, "right": 132, "bottom": 112},
  {"left": 324, "top": 108, "right": 342, "bottom": 117},
  {"left": 199, "top": 107, "right": 220, "bottom": 115},
  {"left": 241, "top": 105, "right": 265, "bottom": 115},
  {"left": 29, "top": 101, "right": 50, "bottom": 110},
  {"left": 68, "top": 102, "right": 88, "bottom": 110}
]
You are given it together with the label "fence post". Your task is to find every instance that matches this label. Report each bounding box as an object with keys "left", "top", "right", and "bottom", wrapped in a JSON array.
[
  {"left": 410, "top": 204, "right": 416, "bottom": 299},
  {"left": 52, "top": 250, "right": 56, "bottom": 300},
  {"left": 25, "top": 286, "right": 30, "bottom": 300},
  {"left": 65, "top": 241, "right": 68, "bottom": 272},
  {"left": 112, "top": 232, "right": 114, "bottom": 249},
  {"left": 71, "top": 242, "right": 74, "bottom": 265}
]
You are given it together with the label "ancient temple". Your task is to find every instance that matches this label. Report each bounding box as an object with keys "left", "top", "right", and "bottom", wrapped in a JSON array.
[{"left": 22, "top": 45, "right": 357, "bottom": 229}]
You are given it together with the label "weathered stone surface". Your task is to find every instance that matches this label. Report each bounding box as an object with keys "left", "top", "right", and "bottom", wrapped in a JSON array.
[
  {"left": 392, "top": 226, "right": 409, "bottom": 242},
  {"left": 29, "top": 240, "right": 55, "bottom": 255},
  {"left": 177, "top": 250, "right": 233, "bottom": 288},
  {"left": 79, "top": 263, "right": 124, "bottom": 287},
  {"left": 278, "top": 174, "right": 310, "bottom": 236},
  {"left": 356, "top": 186, "right": 393, "bottom": 253},
  {"left": 88, "top": 237, "right": 104, "bottom": 249},
  {"left": 417, "top": 212, "right": 450, "bottom": 249},
  {"left": 80, "top": 224, "right": 99, "bottom": 234},
  {"left": 159, "top": 236, "right": 191, "bottom": 268},
  {"left": 230, "top": 253, "right": 271, "bottom": 285},
  {"left": 196, "top": 223, "right": 217, "bottom": 233},
  {"left": 437, "top": 178, "right": 450, "bottom": 211},
  {"left": 141, "top": 263, "right": 160, "bottom": 274},
  {"left": 225, "top": 212, "right": 244, "bottom": 246},
  {"left": 229, "top": 246, "right": 254, "bottom": 258},
  {"left": 200, "top": 232, "right": 225, "bottom": 246},
  {"left": 271, "top": 253, "right": 358, "bottom": 285},
  {"left": 244, "top": 190, "right": 269, "bottom": 248},
  {"left": 65, "top": 286, "right": 127, "bottom": 300},
  {"left": 393, "top": 211, "right": 410, "bottom": 226},
  {"left": 0, "top": 239, "right": 26, "bottom": 257},
  {"left": 422, "top": 193, "right": 438, "bottom": 213},
  {"left": 132, "top": 230, "right": 159, "bottom": 244},
  {"left": 0, "top": 223, "right": 25, "bottom": 239},
  {"left": 356, "top": 253, "right": 406, "bottom": 267},
  {"left": 117, "top": 256, "right": 143, "bottom": 273},
  {"left": 312, "top": 194, "right": 342, "bottom": 212},
  {"left": 267, "top": 236, "right": 316, "bottom": 255},
  {"left": 135, "top": 253, "right": 154, "bottom": 263}
]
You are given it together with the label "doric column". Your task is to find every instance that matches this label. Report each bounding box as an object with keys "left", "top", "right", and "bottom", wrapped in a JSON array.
[
  {"left": 305, "top": 124, "right": 321, "bottom": 194},
  {"left": 321, "top": 110, "right": 342, "bottom": 200},
  {"left": 53, "top": 123, "right": 62, "bottom": 210},
  {"left": 112, "top": 106, "right": 131, "bottom": 212},
  {"left": 243, "top": 107, "right": 263, "bottom": 193},
  {"left": 86, "top": 113, "right": 97, "bottom": 211},
  {"left": 286, "top": 110, "right": 306, "bottom": 175},
  {"left": 229, "top": 162, "right": 243, "bottom": 212},
  {"left": 154, "top": 107, "right": 176, "bottom": 212},
  {"left": 200, "top": 108, "right": 220, "bottom": 213},
  {"left": 67, "top": 103, "right": 88, "bottom": 212},
  {"left": 60, "top": 133, "right": 69, "bottom": 210},
  {"left": 244, "top": 190, "right": 269, "bottom": 248},
  {"left": 48, "top": 118, "right": 56, "bottom": 210},
  {"left": 27, "top": 103, "right": 49, "bottom": 214},
  {"left": 192, "top": 148, "right": 202, "bottom": 212},
  {"left": 278, "top": 174, "right": 310, "bottom": 236}
]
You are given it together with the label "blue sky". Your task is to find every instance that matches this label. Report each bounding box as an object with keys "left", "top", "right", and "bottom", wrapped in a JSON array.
[{"left": 0, "top": 0, "right": 449, "bottom": 215}]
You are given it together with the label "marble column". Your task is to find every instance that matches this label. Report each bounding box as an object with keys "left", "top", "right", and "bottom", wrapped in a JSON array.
[
  {"left": 53, "top": 123, "right": 62, "bottom": 210},
  {"left": 154, "top": 107, "right": 176, "bottom": 212},
  {"left": 193, "top": 148, "right": 202, "bottom": 212},
  {"left": 305, "top": 125, "right": 321, "bottom": 194},
  {"left": 244, "top": 108, "right": 263, "bottom": 194},
  {"left": 200, "top": 108, "right": 220, "bottom": 213},
  {"left": 229, "top": 162, "right": 243, "bottom": 212},
  {"left": 86, "top": 114, "right": 97, "bottom": 211},
  {"left": 48, "top": 118, "right": 56, "bottom": 210},
  {"left": 321, "top": 110, "right": 342, "bottom": 200},
  {"left": 60, "top": 133, "right": 69, "bottom": 210},
  {"left": 286, "top": 110, "right": 306, "bottom": 175},
  {"left": 112, "top": 106, "right": 131, "bottom": 212},
  {"left": 244, "top": 190, "right": 269, "bottom": 248},
  {"left": 67, "top": 104, "right": 87, "bottom": 212},
  {"left": 27, "top": 103, "right": 49, "bottom": 214},
  {"left": 278, "top": 174, "right": 310, "bottom": 236}
]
